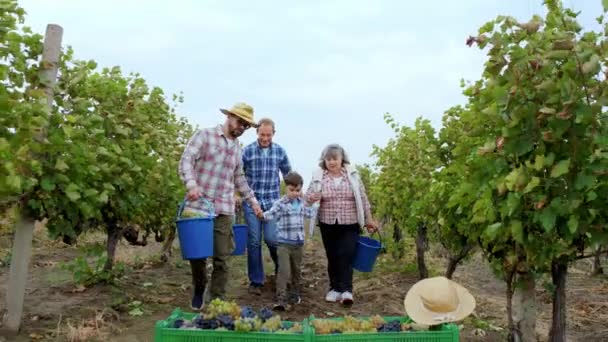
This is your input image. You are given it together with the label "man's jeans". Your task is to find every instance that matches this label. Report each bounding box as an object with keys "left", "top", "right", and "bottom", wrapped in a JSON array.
[{"left": 244, "top": 202, "right": 279, "bottom": 286}]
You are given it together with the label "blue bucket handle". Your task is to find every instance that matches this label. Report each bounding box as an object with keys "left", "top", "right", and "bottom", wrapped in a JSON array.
[
  {"left": 364, "top": 228, "right": 386, "bottom": 253},
  {"left": 177, "top": 197, "right": 215, "bottom": 220}
]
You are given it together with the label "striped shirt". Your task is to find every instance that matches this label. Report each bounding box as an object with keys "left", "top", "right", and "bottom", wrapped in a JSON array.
[
  {"left": 263, "top": 196, "right": 315, "bottom": 245},
  {"left": 242, "top": 142, "right": 291, "bottom": 211},
  {"left": 178, "top": 125, "right": 258, "bottom": 215}
]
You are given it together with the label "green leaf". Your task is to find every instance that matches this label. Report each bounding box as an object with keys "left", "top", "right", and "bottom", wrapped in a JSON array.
[
  {"left": 511, "top": 220, "right": 524, "bottom": 244},
  {"left": 603, "top": 0, "right": 608, "bottom": 13},
  {"left": 83, "top": 189, "right": 98, "bottom": 197},
  {"left": 505, "top": 192, "right": 521, "bottom": 216},
  {"left": 523, "top": 177, "right": 540, "bottom": 194},
  {"left": 575, "top": 173, "right": 594, "bottom": 190},
  {"left": 539, "top": 207, "right": 557, "bottom": 232},
  {"left": 55, "top": 159, "right": 69, "bottom": 171},
  {"left": 550, "top": 159, "right": 570, "bottom": 178},
  {"left": 486, "top": 222, "right": 502, "bottom": 240},
  {"left": 582, "top": 54, "right": 600, "bottom": 74},
  {"left": 587, "top": 191, "right": 598, "bottom": 202},
  {"left": 40, "top": 177, "right": 56, "bottom": 191},
  {"left": 99, "top": 191, "right": 109, "bottom": 204},
  {"left": 479, "top": 21, "right": 495, "bottom": 34},
  {"left": 64, "top": 183, "right": 81, "bottom": 202},
  {"left": 533, "top": 155, "right": 545, "bottom": 171},
  {"left": 545, "top": 153, "right": 555, "bottom": 167},
  {"left": 6, "top": 175, "right": 22, "bottom": 191},
  {"left": 568, "top": 216, "right": 579, "bottom": 234}
]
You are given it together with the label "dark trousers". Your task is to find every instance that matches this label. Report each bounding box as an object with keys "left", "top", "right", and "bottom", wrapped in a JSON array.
[
  {"left": 276, "top": 243, "right": 303, "bottom": 302},
  {"left": 319, "top": 222, "right": 360, "bottom": 293},
  {"left": 189, "top": 214, "right": 234, "bottom": 300}
]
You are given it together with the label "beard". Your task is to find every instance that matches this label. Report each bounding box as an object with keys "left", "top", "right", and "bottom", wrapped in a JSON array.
[{"left": 229, "top": 127, "right": 244, "bottom": 138}]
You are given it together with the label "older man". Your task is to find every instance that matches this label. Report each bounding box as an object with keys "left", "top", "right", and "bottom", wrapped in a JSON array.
[
  {"left": 242, "top": 118, "right": 291, "bottom": 295},
  {"left": 179, "top": 102, "right": 263, "bottom": 310}
]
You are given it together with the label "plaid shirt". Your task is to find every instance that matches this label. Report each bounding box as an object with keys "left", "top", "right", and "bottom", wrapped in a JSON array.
[
  {"left": 178, "top": 125, "right": 258, "bottom": 216},
  {"left": 263, "top": 196, "right": 314, "bottom": 245},
  {"left": 308, "top": 169, "right": 371, "bottom": 225},
  {"left": 242, "top": 142, "right": 291, "bottom": 211}
]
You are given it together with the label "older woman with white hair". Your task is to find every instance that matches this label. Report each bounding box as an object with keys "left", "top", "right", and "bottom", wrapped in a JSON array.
[{"left": 306, "top": 144, "right": 378, "bottom": 305}]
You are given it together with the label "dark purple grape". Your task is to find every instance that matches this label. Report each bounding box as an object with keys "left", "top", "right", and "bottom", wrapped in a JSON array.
[
  {"left": 217, "top": 314, "right": 234, "bottom": 326},
  {"left": 172, "top": 319, "right": 185, "bottom": 328},
  {"left": 258, "top": 307, "right": 273, "bottom": 321},
  {"left": 240, "top": 306, "right": 256, "bottom": 319}
]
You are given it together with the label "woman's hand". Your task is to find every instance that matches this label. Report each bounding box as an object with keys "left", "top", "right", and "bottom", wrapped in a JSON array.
[
  {"left": 307, "top": 192, "right": 321, "bottom": 204},
  {"left": 186, "top": 186, "right": 203, "bottom": 201},
  {"left": 364, "top": 220, "right": 379, "bottom": 234}
]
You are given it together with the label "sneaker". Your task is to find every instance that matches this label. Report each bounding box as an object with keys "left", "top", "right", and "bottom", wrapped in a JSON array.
[
  {"left": 325, "top": 290, "right": 342, "bottom": 303},
  {"left": 191, "top": 293, "right": 204, "bottom": 310},
  {"left": 288, "top": 293, "right": 302, "bottom": 305},
  {"left": 341, "top": 291, "right": 354, "bottom": 305},
  {"left": 273, "top": 302, "right": 290, "bottom": 311},
  {"left": 248, "top": 284, "right": 263, "bottom": 296}
]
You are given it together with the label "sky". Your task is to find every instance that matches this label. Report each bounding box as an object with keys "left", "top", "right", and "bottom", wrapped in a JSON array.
[{"left": 19, "top": 0, "right": 604, "bottom": 185}]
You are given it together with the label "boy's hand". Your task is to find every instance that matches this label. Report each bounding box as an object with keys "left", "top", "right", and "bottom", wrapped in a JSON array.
[{"left": 253, "top": 204, "right": 264, "bottom": 218}]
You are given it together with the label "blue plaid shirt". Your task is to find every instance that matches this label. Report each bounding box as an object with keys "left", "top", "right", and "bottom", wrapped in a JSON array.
[
  {"left": 242, "top": 142, "right": 291, "bottom": 210},
  {"left": 263, "top": 197, "right": 315, "bottom": 245}
]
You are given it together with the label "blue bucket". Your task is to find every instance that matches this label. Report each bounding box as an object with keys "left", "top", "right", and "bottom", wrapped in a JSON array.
[
  {"left": 231, "top": 224, "right": 248, "bottom": 255},
  {"left": 176, "top": 199, "right": 214, "bottom": 260},
  {"left": 352, "top": 235, "right": 383, "bottom": 272}
]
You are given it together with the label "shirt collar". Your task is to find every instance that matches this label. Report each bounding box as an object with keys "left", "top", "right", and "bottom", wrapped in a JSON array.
[
  {"left": 216, "top": 124, "right": 239, "bottom": 143},
  {"left": 256, "top": 141, "right": 273, "bottom": 149},
  {"left": 323, "top": 168, "right": 346, "bottom": 177}
]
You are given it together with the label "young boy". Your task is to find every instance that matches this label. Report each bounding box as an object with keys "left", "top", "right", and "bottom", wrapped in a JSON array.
[{"left": 262, "top": 171, "right": 314, "bottom": 310}]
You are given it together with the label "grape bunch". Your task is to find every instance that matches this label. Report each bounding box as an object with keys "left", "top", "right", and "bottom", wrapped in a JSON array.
[
  {"left": 311, "top": 319, "right": 341, "bottom": 334},
  {"left": 168, "top": 299, "right": 306, "bottom": 334},
  {"left": 240, "top": 305, "right": 257, "bottom": 319},
  {"left": 234, "top": 317, "right": 262, "bottom": 332},
  {"left": 287, "top": 323, "right": 303, "bottom": 334},
  {"left": 180, "top": 209, "right": 206, "bottom": 218},
  {"left": 192, "top": 314, "right": 220, "bottom": 330},
  {"left": 204, "top": 298, "right": 241, "bottom": 320},
  {"left": 172, "top": 319, "right": 185, "bottom": 329},
  {"left": 260, "top": 316, "right": 282, "bottom": 332},
  {"left": 313, "top": 316, "right": 402, "bottom": 334},
  {"left": 377, "top": 320, "right": 401, "bottom": 333},
  {"left": 369, "top": 315, "right": 386, "bottom": 327},
  {"left": 258, "top": 307, "right": 274, "bottom": 321},
  {"left": 216, "top": 314, "right": 235, "bottom": 330}
]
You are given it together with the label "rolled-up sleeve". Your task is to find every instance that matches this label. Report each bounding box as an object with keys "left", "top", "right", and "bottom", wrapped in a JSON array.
[
  {"left": 179, "top": 130, "right": 205, "bottom": 190},
  {"left": 234, "top": 148, "right": 259, "bottom": 207}
]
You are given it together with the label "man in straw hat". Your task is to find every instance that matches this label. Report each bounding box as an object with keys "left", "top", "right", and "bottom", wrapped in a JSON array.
[
  {"left": 179, "top": 102, "right": 264, "bottom": 310},
  {"left": 404, "top": 276, "right": 476, "bottom": 326}
]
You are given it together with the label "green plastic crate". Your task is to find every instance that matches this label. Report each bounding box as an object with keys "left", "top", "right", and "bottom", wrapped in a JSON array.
[
  {"left": 308, "top": 315, "right": 459, "bottom": 342},
  {"left": 154, "top": 308, "right": 312, "bottom": 342}
]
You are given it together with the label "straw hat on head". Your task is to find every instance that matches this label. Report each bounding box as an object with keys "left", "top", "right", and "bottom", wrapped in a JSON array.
[
  {"left": 404, "top": 276, "right": 476, "bottom": 326},
  {"left": 220, "top": 102, "right": 257, "bottom": 127}
]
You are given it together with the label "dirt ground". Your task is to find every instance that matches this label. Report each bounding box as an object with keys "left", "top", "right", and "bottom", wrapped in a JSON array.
[{"left": 0, "top": 226, "right": 606, "bottom": 341}]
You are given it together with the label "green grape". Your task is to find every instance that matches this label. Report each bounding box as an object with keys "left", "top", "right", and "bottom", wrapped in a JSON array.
[
  {"left": 288, "top": 323, "right": 303, "bottom": 333},
  {"left": 261, "top": 316, "right": 282, "bottom": 331},
  {"left": 234, "top": 318, "right": 252, "bottom": 332},
  {"left": 203, "top": 299, "right": 241, "bottom": 320},
  {"left": 181, "top": 209, "right": 205, "bottom": 218},
  {"left": 369, "top": 315, "right": 385, "bottom": 327}
]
